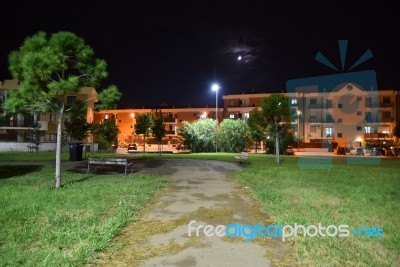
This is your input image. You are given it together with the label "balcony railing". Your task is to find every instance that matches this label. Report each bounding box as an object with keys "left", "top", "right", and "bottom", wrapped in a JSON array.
[
  {"left": 0, "top": 119, "right": 36, "bottom": 128},
  {"left": 364, "top": 133, "right": 393, "bottom": 139},
  {"left": 165, "top": 130, "right": 176, "bottom": 135},
  {"left": 380, "top": 102, "right": 393, "bottom": 108},
  {"left": 365, "top": 103, "right": 380, "bottom": 108},
  {"left": 0, "top": 120, "right": 48, "bottom": 130},
  {"left": 164, "top": 118, "right": 176, "bottom": 123}
]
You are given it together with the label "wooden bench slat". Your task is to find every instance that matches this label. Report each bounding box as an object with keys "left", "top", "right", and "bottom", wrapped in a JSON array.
[
  {"left": 87, "top": 158, "right": 133, "bottom": 175},
  {"left": 234, "top": 152, "right": 249, "bottom": 161}
]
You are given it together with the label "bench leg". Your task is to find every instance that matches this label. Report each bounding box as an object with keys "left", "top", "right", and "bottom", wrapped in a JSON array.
[{"left": 87, "top": 163, "right": 90, "bottom": 174}]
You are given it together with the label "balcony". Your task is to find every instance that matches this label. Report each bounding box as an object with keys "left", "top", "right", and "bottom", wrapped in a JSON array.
[
  {"left": 308, "top": 104, "right": 322, "bottom": 109},
  {"left": 322, "top": 118, "right": 335, "bottom": 123},
  {"left": 365, "top": 103, "right": 380, "bottom": 108},
  {"left": 164, "top": 118, "right": 176, "bottom": 123},
  {"left": 309, "top": 117, "right": 321, "bottom": 123},
  {"left": 0, "top": 119, "right": 48, "bottom": 130},
  {"left": 380, "top": 102, "right": 393, "bottom": 108},
  {"left": 364, "top": 133, "right": 393, "bottom": 139},
  {"left": 381, "top": 117, "right": 393, "bottom": 123},
  {"left": 165, "top": 130, "right": 176, "bottom": 135}
]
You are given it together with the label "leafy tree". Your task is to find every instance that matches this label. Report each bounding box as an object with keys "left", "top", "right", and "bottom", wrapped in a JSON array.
[
  {"left": 27, "top": 120, "right": 42, "bottom": 153},
  {"left": 394, "top": 121, "right": 400, "bottom": 139},
  {"left": 4, "top": 31, "right": 121, "bottom": 188},
  {"left": 134, "top": 113, "right": 153, "bottom": 152},
  {"left": 64, "top": 100, "right": 89, "bottom": 143},
  {"left": 92, "top": 120, "right": 120, "bottom": 151},
  {"left": 178, "top": 121, "right": 195, "bottom": 150},
  {"left": 218, "top": 119, "right": 252, "bottom": 152},
  {"left": 152, "top": 109, "right": 166, "bottom": 155},
  {"left": 261, "top": 94, "right": 291, "bottom": 164},
  {"left": 247, "top": 108, "right": 268, "bottom": 153},
  {"left": 178, "top": 118, "right": 216, "bottom": 152}
]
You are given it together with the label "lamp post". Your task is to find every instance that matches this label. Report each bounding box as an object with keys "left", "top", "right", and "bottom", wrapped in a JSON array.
[
  {"left": 130, "top": 113, "right": 135, "bottom": 143},
  {"left": 211, "top": 83, "right": 219, "bottom": 153},
  {"left": 296, "top": 110, "right": 302, "bottom": 151}
]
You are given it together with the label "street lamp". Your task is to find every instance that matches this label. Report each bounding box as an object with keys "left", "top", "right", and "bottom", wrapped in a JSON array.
[
  {"left": 211, "top": 83, "right": 219, "bottom": 152},
  {"left": 296, "top": 110, "right": 302, "bottom": 151}
]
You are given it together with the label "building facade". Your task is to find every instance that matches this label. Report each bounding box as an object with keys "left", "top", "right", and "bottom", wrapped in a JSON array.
[
  {"left": 223, "top": 84, "right": 400, "bottom": 148},
  {"left": 2, "top": 78, "right": 399, "bottom": 151},
  {"left": 94, "top": 107, "right": 223, "bottom": 146},
  {"left": 0, "top": 79, "right": 97, "bottom": 151}
]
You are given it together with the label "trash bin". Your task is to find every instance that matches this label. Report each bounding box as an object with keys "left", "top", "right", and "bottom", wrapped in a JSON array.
[{"left": 69, "top": 143, "right": 83, "bottom": 161}]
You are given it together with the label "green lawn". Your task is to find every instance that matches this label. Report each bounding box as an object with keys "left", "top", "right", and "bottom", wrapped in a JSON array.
[
  {"left": 0, "top": 165, "right": 167, "bottom": 266},
  {"left": 236, "top": 154, "right": 399, "bottom": 266},
  {"left": 0, "top": 151, "right": 70, "bottom": 161},
  {"left": 1, "top": 152, "right": 399, "bottom": 266}
]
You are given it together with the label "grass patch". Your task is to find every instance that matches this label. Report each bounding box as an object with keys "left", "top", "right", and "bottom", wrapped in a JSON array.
[
  {"left": 0, "top": 165, "right": 167, "bottom": 266},
  {"left": 233, "top": 154, "right": 400, "bottom": 266},
  {"left": 0, "top": 151, "right": 70, "bottom": 161}
]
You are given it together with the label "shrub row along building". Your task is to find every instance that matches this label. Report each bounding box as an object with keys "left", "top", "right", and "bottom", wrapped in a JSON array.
[{"left": 1, "top": 79, "right": 399, "bottom": 151}]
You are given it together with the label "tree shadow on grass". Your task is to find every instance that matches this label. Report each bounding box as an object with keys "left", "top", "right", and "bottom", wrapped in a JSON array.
[
  {"left": 62, "top": 173, "right": 98, "bottom": 187},
  {"left": 0, "top": 165, "right": 43, "bottom": 179}
]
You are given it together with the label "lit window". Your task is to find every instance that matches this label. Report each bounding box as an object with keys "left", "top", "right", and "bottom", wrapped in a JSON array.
[
  {"left": 104, "top": 114, "right": 109, "bottom": 120},
  {"left": 229, "top": 113, "right": 235, "bottom": 119},
  {"left": 291, "top": 99, "right": 297, "bottom": 105},
  {"left": 325, "top": 127, "right": 333, "bottom": 137},
  {"left": 243, "top": 112, "right": 250, "bottom": 119},
  {"left": 364, "top": 127, "right": 371, "bottom": 134}
]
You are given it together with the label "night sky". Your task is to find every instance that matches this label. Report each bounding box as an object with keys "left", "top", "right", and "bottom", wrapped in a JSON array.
[{"left": 1, "top": 0, "right": 399, "bottom": 108}]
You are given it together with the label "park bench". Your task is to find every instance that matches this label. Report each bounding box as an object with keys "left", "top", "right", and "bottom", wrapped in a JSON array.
[
  {"left": 234, "top": 152, "right": 249, "bottom": 163},
  {"left": 87, "top": 158, "right": 133, "bottom": 175}
]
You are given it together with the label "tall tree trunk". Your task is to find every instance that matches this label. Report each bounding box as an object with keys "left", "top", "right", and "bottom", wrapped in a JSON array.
[
  {"left": 275, "top": 129, "right": 280, "bottom": 164},
  {"left": 55, "top": 103, "right": 64, "bottom": 188},
  {"left": 143, "top": 135, "right": 146, "bottom": 153}
]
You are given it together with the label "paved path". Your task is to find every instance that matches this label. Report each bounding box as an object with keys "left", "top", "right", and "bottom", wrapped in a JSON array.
[{"left": 91, "top": 158, "right": 296, "bottom": 267}]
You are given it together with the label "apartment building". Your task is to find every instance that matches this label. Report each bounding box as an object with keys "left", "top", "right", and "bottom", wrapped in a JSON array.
[
  {"left": 2, "top": 77, "right": 399, "bottom": 151},
  {"left": 94, "top": 106, "right": 223, "bottom": 145},
  {"left": 0, "top": 79, "right": 97, "bottom": 151},
  {"left": 223, "top": 84, "right": 400, "bottom": 147}
]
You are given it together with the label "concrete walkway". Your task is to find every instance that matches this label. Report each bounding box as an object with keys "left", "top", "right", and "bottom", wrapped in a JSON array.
[{"left": 91, "top": 158, "right": 296, "bottom": 267}]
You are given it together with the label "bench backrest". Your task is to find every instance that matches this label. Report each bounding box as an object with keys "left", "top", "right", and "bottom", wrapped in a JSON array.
[
  {"left": 240, "top": 152, "right": 249, "bottom": 158},
  {"left": 88, "top": 158, "right": 128, "bottom": 165}
]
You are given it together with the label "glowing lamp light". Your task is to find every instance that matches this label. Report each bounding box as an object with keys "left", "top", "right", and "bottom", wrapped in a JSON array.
[{"left": 211, "top": 84, "right": 219, "bottom": 91}]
